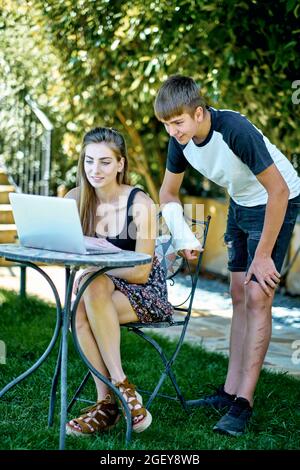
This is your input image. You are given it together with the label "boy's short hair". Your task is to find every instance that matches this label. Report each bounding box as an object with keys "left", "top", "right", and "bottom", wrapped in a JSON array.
[{"left": 154, "top": 75, "right": 206, "bottom": 121}]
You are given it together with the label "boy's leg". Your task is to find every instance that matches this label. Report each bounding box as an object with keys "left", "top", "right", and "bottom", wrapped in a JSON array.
[
  {"left": 225, "top": 275, "right": 274, "bottom": 403},
  {"left": 223, "top": 200, "right": 249, "bottom": 395},
  {"left": 193, "top": 202, "right": 247, "bottom": 410},
  {"left": 236, "top": 195, "right": 299, "bottom": 403},
  {"left": 236, "top": 281, "right": 274, "bottom": 404},
  {"left": 214, "top": 195, "right": 299, "bottom": 435},
  {"left": 224, "top": 272, "right": 247, "bottom": 396},
  {"left": 213, "top": 279, "right": 274, "bottom": 436}
]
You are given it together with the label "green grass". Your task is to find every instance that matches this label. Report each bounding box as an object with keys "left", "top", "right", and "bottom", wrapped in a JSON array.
[{"left": 0, "top": 288, "right": 299, "bottom": 450}]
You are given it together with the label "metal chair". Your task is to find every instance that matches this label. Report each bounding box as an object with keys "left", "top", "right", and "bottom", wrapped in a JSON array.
[
  {"left": 68, "top": 213, "right": 211, "bottom": 417},
  {"left": 122, "top": 214, "right": 211, "bottom": 412}
]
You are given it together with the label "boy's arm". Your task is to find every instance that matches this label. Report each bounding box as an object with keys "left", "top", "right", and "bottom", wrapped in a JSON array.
[
  {"left": 244, "top": 163, "right": 290, "bottom": 295},
  {"left": 159, "top": 169, "right": 184, "bottom": 205},
  {"left": 160, "top": 169, "right": 203, "bottom": 260}
]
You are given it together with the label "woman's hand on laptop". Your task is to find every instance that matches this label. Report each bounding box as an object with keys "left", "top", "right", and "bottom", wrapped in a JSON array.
[{"left": 83, "top": 236, "right": 121, "bottom": 252}]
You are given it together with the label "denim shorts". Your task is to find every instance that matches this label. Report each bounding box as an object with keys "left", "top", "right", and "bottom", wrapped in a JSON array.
[{"left": 224, "top": 194, "right": 300, "bottom": 279}]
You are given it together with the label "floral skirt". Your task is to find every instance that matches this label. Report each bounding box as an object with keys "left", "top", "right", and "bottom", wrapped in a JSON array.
[
  {"left": 74, "top": 256, "right": 173, "bottom": 324},
  {"left": 109, "top": 256, "right": 173, "bottom": 323}
]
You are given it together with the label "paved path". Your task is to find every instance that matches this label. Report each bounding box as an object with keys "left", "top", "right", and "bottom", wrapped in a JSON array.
[
  {"left": 166, "top": 276, "right": 300, "bottom": 378},
  {"left": 0, "top": 265, "right": 299, "bottom": 377}
]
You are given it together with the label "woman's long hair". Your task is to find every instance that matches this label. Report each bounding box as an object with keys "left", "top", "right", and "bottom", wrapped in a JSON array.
[{"left": 77, "top": 127, "right": 129, "bottom": 236}]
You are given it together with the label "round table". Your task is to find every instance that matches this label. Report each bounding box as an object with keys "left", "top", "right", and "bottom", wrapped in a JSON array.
[{"left": 0, "top": 243, "right": 152, "bottom": 449}]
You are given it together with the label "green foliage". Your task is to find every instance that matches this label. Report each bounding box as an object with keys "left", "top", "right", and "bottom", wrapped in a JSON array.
[
  {"left": 1, "top": 0, "right": 299, "bottom": 199},
  {"left": 0, "top": 1, "right": 71, "bottom": 189}
]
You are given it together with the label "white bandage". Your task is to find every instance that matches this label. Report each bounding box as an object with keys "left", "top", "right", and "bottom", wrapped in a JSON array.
[{"left": 161, "top": 202, "right": 202, "bottom": 251}]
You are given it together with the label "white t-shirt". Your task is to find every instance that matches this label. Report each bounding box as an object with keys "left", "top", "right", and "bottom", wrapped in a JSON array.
[{"left": 167, "top": 108, "right": 300, "bottom": 207}]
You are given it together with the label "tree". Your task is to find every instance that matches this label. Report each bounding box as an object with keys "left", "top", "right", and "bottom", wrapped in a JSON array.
[
  {"left": 0, "top": 0, "right": 71, "bottom": 187},
  {"left": 1, "top": 0, "right": 299, "bottom": 199}
]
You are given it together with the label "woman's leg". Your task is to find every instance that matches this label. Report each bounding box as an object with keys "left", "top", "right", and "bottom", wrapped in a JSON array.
[
  {"left": 68, "top": 298, "right": 117, "bottom": 433},
  {"left": 73, "top": 298, "right": 112, "bottom": 402},
  {"left": 83, "top": 274, "right": 148, "bottom": 426},
  {"left": 83, "top": 274, "right": 138, "bottom": 382}
]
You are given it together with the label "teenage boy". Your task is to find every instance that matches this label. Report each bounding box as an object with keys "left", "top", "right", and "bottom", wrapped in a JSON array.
[{"left": 155, "top": 75, "right": 300, "bottom": 436}]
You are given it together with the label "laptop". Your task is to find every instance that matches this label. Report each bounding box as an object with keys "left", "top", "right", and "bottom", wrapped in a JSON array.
[{"left": 9, "top": 193, "right": 121, "bottom": 255}]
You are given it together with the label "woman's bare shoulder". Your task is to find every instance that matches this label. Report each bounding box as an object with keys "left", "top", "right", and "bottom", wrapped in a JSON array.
[
  {"left": 132, "top": 189, "right": 157, "bottom": 223},
  {"left": 64, "top": 187, "right": 80, "bottom": 200},
  {"left": 133, "top": 189, "right": 154, "bottom": 207}
]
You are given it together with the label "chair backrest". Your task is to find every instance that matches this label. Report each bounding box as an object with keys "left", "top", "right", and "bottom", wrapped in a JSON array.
[{"left": 155, "top": 212, "right": 211, "bottom": 314}]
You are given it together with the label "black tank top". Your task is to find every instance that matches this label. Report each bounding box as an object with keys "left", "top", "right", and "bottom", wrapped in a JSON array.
[{"left": 95, "top": 187, "right": 143, "bottom": 251}]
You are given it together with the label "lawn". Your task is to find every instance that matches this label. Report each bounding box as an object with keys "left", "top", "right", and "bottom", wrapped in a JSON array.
[{"left": 0, "top": 288, "right": 299, "bottom": 450}]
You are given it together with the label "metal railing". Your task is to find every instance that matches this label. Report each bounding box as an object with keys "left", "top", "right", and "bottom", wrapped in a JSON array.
[
  {"left": 0, "top": 92, "right": 53, "bottom": 195},
  {"left": 0, "top": 91, "right": 54, "bottom": 297}
]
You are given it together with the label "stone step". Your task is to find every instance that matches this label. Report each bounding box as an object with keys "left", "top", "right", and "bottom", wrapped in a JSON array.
[
  {"left": 0, "top": 204, "right": 14, "bottom": 224},
  {"left": 0, "top": 171, "right": 9, "bottom": 185},
  {"left": 0, "top": 224, "right": 17, "bottom": 243},
  {"left": 0, "top": 186, "right": 15, "bottom": 204}
]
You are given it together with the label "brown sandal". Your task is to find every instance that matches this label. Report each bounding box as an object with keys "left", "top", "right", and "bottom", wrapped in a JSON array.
[
  {"left": 66, "top": 394, "right": 120, "bottom": 436},
  {"left": 114, "top": 377, "right": 152, "bottom": 433}
]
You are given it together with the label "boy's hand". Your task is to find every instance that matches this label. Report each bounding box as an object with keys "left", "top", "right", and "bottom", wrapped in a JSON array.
[
  {"left": 244, "top": 255, "right": 280, "bottom": 296},
  {"left": 178, "top": 245, "right": 204, "bottom": 261}
]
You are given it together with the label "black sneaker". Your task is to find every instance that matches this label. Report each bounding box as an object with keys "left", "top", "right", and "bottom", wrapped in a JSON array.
[
  {"left": 213, "top": 397, "right": 253, "bottom": 436},
  {"left": 189, "top": 385, "right": 236, "bottom": 410}
]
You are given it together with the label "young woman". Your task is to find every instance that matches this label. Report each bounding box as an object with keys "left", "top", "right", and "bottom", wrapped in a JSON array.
[{"left": 65, "top": 127, "right": 173, "bottom": 436}]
